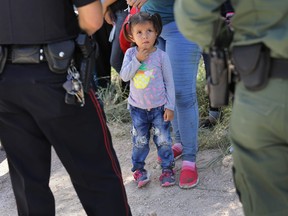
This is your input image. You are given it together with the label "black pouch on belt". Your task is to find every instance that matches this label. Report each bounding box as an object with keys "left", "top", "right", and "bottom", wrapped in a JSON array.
[
  {"left": 0, "top": 45, "right": 7, "bottom": 74},
  {"left": 232, "top": 43, "right": 271, "bottom": 91},
  {"left": 44, "top": 40, "right": 75, "bottom": 74}
]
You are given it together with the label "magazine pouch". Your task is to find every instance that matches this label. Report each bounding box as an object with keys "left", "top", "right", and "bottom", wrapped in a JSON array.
[
  {"left": 232, "top": 43, "right": 271, "bottom": 91},
  {"left": 44, "top": 40, "right": 75, "bottom": 74},
  {"left": 11, "top": 45, "right": 40, "bottom": 64}
]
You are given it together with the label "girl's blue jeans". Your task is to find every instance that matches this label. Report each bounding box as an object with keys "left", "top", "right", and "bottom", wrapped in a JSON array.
[
  {"left": 129, "top": 105, "right": 174, "bottom": 172},
  {"left": 157, "top": 21, "right": 202, "bottom": 162}
]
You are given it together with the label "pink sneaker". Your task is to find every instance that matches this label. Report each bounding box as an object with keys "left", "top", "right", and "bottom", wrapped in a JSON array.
[
  {"left": 133, "top": 169, "right": 150, "bottom": 188},
  {"left": 172, "top": 144, "right": 183, "bottom": 159},
  {"left": 159, "top": 169, "right": 176, "bottom": 187},
  {"left": 179, "top": 167, "right": 199, "bottom": 189}
]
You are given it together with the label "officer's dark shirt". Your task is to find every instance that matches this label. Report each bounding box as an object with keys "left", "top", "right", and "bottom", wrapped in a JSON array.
[
  {"left": 110, "top": 0, "right": 128, "bottom": 13},
  {"left": 0, "top": 0, "right": 96, "bottom": 45}
]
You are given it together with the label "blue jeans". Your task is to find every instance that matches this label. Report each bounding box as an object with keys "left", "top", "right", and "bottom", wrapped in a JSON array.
[
  {"left": 110, "top": 10, "right": 128, "bottom": 73},
  {"left": 157, "top": 21, "right": 202, "bottom": 162},
  {"left": 129, "top": 105, "right": 174, "bottom": 171}
]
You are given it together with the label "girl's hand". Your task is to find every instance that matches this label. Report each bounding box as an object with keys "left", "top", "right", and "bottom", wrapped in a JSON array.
[
  {"left": 163, "top": 109, "right": 174, "bottom": 122},
  {"left": 136, "top": 48, "right": 149, "bottom": 62},
  {"left": 126, "top": 0, "right": 147, "bottom": 8}
]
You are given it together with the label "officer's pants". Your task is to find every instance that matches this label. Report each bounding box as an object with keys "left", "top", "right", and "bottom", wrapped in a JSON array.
[
  {"left": 0, "top": 63, "right": 131, "bottom": 216},
  {"left": 230, "top": 79, "right": 288, "bottom": 216}
]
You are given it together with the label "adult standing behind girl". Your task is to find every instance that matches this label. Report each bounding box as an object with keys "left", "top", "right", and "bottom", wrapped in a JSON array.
[
  {"left": 120, "top": 12, "right": 176, "bottom": 188},
  {"left": 127, "top": 0, "right": 202, "bottom": 189},
  {"left": 102, "top": 0, "right": 129, "bottom": 73}
]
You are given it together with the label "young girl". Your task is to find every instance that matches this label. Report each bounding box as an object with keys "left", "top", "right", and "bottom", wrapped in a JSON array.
[{"left": 120, "top": 12, "right": 176, "bottom": 188}]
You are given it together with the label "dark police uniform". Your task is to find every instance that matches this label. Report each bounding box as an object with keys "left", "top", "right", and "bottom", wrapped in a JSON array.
[
  {"left": 0, "top": 0, "right": 131, "bottom": 215},
  {"left": 175, "top": 0, "right": 288, "bottom": 216}
]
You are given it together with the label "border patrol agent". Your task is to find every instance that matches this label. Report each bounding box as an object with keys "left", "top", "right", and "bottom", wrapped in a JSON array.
[
  {"left": 0, "top": 0, "right": 131, "bottom": 215},
  {"left": 174, "top": 1, "right": 288, "bottom": 216}
]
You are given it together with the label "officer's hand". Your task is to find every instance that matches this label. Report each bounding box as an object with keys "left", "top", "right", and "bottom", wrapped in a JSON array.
[{"left": 104, "top": 8, "right": 114, "bottom": 25}]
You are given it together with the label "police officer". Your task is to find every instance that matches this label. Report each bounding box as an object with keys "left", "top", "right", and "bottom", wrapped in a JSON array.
[
  {"left": 174, "top": 1, "right": 288, "bottom": 216},
  {"left": 0, "top": 1, "right": 131, "bottom": 215}
]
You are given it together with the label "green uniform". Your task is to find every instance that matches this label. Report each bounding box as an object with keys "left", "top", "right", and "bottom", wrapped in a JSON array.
[
  {"left": 174, "top": 1, "right": 288, "bottom": 216},
  {"left": 174, "top": 0, "right": 288, "bottom": 59}
]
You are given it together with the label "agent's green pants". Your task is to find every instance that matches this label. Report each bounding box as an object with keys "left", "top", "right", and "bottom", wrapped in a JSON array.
[{"left": 230, "top": 79, "right": 288, "bottom": 216}]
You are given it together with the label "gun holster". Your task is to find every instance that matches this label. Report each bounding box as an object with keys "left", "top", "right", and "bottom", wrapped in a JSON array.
[
  {"left": 232, "top": 43, "right": 271, "bottom": 91},
  {"left": 44, "top": 40, "right": 75, "bottom": 74},
  {"left": 207, "top": 16, "right": 235, "bottom": 108},
  {"left": 75, "top": 34, "right": 99, "bottom": 93},
  {"left": 208, "top": 47, "right": 230, "bottom": 108},
  {"left": 0, "top": 45, "right": 7, "bottom": 74}
]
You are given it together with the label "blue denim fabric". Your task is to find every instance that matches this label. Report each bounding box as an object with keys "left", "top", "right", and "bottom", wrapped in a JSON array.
[
  {"left": 157, "top": 21, "right": 202, "bottom": 162},
  {"left": 110, "top": 10, "right": 128, "bottom": 73},
  {"left": 129, "top": 105, "right": 174, "bottom": 172}
]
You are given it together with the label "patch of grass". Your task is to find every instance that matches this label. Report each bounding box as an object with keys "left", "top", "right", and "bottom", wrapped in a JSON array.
[
  {"left": 97, "top": 68, "right": 130, "bottom": 123},
  {"left": 197, "top": 59, "right": 210, "bottom": 119}
]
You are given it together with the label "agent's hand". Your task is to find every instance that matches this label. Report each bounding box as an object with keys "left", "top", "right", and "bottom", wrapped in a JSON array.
[
  {"left": 136, "top": 48, "right": 149, "bottom": 62},
  {"left": 104, "top": 8, "right": 114, "bottom": 25},
  {"left": 126, "top": 0, "right": 147, "bottom": 8},
  {"left": 163, "top": 109, "right": 174, "bottom": 122}
]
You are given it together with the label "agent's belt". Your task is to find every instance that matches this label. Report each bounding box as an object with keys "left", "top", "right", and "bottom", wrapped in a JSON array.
[{"left": 1, "top": 40, "right": 75, "bottom": 74}]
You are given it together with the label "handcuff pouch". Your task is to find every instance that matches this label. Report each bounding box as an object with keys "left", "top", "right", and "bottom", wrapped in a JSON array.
[{"left": 44, "top": 40, "right": 75, "bottom": 74}]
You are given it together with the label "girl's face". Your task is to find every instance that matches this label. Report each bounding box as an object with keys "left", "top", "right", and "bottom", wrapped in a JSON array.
[{"left": 130, "top": 21, "right": 157, "bottom": 51}]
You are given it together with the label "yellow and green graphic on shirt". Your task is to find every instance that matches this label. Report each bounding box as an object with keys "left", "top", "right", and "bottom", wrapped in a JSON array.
[{"left": 133, "top": 64, "right": 154, "bottom": 89}]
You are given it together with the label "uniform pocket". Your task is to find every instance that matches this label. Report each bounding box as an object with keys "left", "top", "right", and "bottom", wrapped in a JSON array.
[{"left": 236, "top": 84, "right": 277, "bottom": 117}]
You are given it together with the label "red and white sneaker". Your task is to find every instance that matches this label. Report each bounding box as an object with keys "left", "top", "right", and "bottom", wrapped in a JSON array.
[
  {"left": 172, "top": 144, "right": 183, "bottom": 159},
  {"left": 179, "top": 166, "right": 199, "bottom": 189}
]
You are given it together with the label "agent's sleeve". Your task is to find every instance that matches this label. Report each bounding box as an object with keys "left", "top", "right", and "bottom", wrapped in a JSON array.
[
  {"left": 162, "top": 52, "right": 175, "bottom": 111},
  {"left": 174, "top": 0, "right": 226, "bottom": 52},
  {"left": 120, "top": 48, "right": 142, "bottom": 82}
]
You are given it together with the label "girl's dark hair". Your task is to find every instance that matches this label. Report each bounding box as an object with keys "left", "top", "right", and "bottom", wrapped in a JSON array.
[{"left": 123, "top": 12, "right": 162, "bottom": 46}]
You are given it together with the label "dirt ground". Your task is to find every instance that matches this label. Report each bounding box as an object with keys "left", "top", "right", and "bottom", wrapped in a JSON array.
[{"left": 0, "top": 123, "right": 244, "bottom": 216}]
